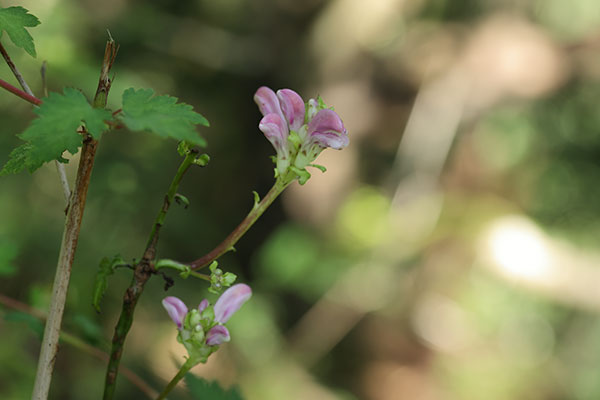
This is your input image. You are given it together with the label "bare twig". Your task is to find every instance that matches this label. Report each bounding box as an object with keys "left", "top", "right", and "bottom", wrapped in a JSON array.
[
  {"left": 0, "top": 293, "right": 158, "bottom": 399},
  {"left": 31, "top": 38, "right": 118, "bottom": 400}
]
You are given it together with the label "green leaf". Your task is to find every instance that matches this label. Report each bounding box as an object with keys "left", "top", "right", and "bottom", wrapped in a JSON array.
[
  {"left": 119, "top": 88, "right": 209, "bottom": 147},
  {"left": 0, "top": 6, "right": 40, "bottom": 57},
  {"left": 0, "top": 144, "right": 33, "bottom": 175},
  {"left": 185, "top": 375, "right": 244, "bottom": 400},
  {"left": 92, "top": 255, "right": 128, "bottom": 313},
  {"left": 1, "top": 88, "right": 112, "bottom": 174}
]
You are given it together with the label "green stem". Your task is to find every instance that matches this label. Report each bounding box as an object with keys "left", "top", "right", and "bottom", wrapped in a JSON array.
[
  {"left": 102, "top": 151, "right": 197, "bottom": 400},
  {"left": 156, "top": 358, "right": 195, "bottom": 400},
  {"left": 189, "top": 175, "right": 293, "bottom": 270}
]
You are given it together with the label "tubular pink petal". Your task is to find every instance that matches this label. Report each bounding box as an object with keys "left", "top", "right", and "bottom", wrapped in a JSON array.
[
  {"left": 198, "top": 299, "right": 210, "bottom": 313},
  {"left": 307, "top": 109, "right": 349, "bottom": 150},
  {"left": 206, "top": 325, "right": 230, "bottom": 346},
  {"left": 214, "top": 284, "right": 252, "bottom": 324},
  {"left": 259, "top": 113, "right": 289, "bottom": 154},
  {"left": 277, "top": 89, "right": 305, "bottom": 132},
  {"left": 162, "top": 297, "right": 188, "bottom": 329},
  {"left": 254, "top": 86, "right": 282, "bottom": 117}
]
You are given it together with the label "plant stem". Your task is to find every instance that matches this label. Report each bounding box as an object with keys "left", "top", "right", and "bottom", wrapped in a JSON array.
[
  {"left": 189, "top": 177, "right": 292, "bottom": 270},
  {"left": 156, "top": 358, "right": 195, "bottom": 400},
  {"left": 102, "top": 151, "right": 198, "bottom": 400},
  {"left": 31, "top": 39, "right": 117, "bottom": 400},
  {"left": 0, "top": 42, "right": 33, "bottom": 94},
  {"left": 0, "top": 293, "right": 158, "bottom": 399},
  {"left": 0, "top": 76, "right": 41, "bottom": 105}
]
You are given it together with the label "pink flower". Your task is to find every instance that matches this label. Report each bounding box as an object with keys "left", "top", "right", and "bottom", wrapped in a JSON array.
[
  {"left": 206, "top": 325, "right": 230, "bottom": 346},
  {"left": 162, "top": 296, "right": 188, "bottom": 329},
  {"left": 254, "top": 86, "right": 348, "bottom": 175},
  {"left": 214, "top": 283, "right": 252, "bottom": 324}
]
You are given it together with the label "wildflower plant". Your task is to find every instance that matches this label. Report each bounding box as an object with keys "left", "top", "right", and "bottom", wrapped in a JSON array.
[{"left": 0, "top": 5, "right": 348, "bottom": 400}]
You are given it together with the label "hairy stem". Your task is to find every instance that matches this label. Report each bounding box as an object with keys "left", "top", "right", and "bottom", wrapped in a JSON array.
[
  {"left": 156, "top": 358, "right": 195, "bottom": 400},
  {"left": 0, "top": 293, "right": 157, "bottom": 399},
  {"left": 31, "top": 39, "right": 117, "bottom": 400},
  {"left": 189, "top": 177, "right": 292, "bottom": 270},
  {"left": 102, "top": 151, "right": 198, "bottom": 400}
]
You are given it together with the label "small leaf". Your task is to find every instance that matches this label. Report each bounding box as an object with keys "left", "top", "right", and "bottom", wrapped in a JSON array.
[
  {"left": 1, "top": 88, "right": 112, "bottom": 174},
  {"left": 119, "top": 88, "right": 209, "bottom": 147},
  {"left": 185, "top": 374, "right": 244, "bottom": 400},
  {"left": 309, "top": 163, "right": 327, "bottom": 173},
  {"left": 174, "top": 193, "right": 190, "bottom": 209},
  {"left": 193, "top": 153, "right": 210, "bottom": 166},
  {"left": 290, "top": 166, "right": 311, "bottom": 185},
  {"left": 92, "top": 255, "right": 128, "bottom": 312},
  {"left": 0, "top": 6, "right": 40, "bottom": 57}
]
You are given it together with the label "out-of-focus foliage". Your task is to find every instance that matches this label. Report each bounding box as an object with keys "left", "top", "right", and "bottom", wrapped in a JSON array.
[{"left": 3, "top": 0, "right": 600, "bottom": 399}]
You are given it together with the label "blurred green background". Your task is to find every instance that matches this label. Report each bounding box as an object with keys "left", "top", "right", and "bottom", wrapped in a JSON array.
[{"left": 2, "top": 0, "right": 600, "bottom": 399}]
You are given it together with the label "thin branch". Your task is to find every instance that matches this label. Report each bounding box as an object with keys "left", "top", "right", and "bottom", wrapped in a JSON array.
[
  {"left": 0, "top": 77, "right": 41, "bottom": 105},
  {"left": 0, "top": 42, "right": 34, "bottom": 95},
  {"left": 31, "top": 38, "right": 118, "bottom": 400},
  {"left": 102, "top": 150, "right": 198, "bottom": 400},
  {"left": 189, "top": 177, "right": 291, "bottom": 270},
  {"left": 0, "top": 293, "right": 158, "bottom": 399}
]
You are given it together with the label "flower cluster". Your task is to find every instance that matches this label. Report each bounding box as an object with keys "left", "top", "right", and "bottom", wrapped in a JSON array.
[
  {"left": 162, "top": 283, "right": 252, "bottom": 364},
  {"left": 254, "top": 86, "right": 348, "bottom": 183}
]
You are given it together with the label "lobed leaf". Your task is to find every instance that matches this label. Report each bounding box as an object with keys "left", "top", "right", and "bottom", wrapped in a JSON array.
[
  {"left": 119, "top": 88, "right": 209, "bottom": 147},
  {"left": 0, "top": 6, "right": 40, "bottom": 57},
  {"left": 1, "top": 88, "right": 112, "bottom": 175}
]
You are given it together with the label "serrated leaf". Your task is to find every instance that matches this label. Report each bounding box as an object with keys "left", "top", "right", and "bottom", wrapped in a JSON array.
[
  {"left": 1, "top": 88, "right": 112, "bottom": 174},
  {"left": 185, "top": 375, "right": 244, "bottom": 400},
  {"left": 119, "top": 88, "right": 209, "bottom": 147},
  {"left": 0, "top": 6, "right": 40, "bottom": 57},
  {"left": 92, "top": 255, "right": 127, "bottom": 313},
  {"left": 0, "top": 144, "right": 33, "bottom": 175}
]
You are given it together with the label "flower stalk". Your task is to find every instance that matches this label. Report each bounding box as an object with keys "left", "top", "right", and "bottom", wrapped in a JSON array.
[
  {"left": 102, "top": 149, "right": 199, "bottom": 400},
  {"left": 189, "top": 174, "right": 293, "bottom": 270},
  {"left": 155, "top": 358, "right": 195, "bottom": 400}
]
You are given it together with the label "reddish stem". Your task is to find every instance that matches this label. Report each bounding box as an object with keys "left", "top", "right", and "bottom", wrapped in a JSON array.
[{"left": 0, "top": 77, "right": 42, "bottom": 106}]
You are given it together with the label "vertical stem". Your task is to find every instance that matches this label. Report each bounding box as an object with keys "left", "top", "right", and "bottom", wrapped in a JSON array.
[
  {"left": 189, "top": 176, "right": 291, "bottom": 270},
  {"left": 102, "top": 151, "right": 197, "bottom": 400},
  {"left": 156, "top": 358, "right": 195, "bottom": 400},
  {"left": 31, "top": 39, "right": 117, "bottom": 400}
]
